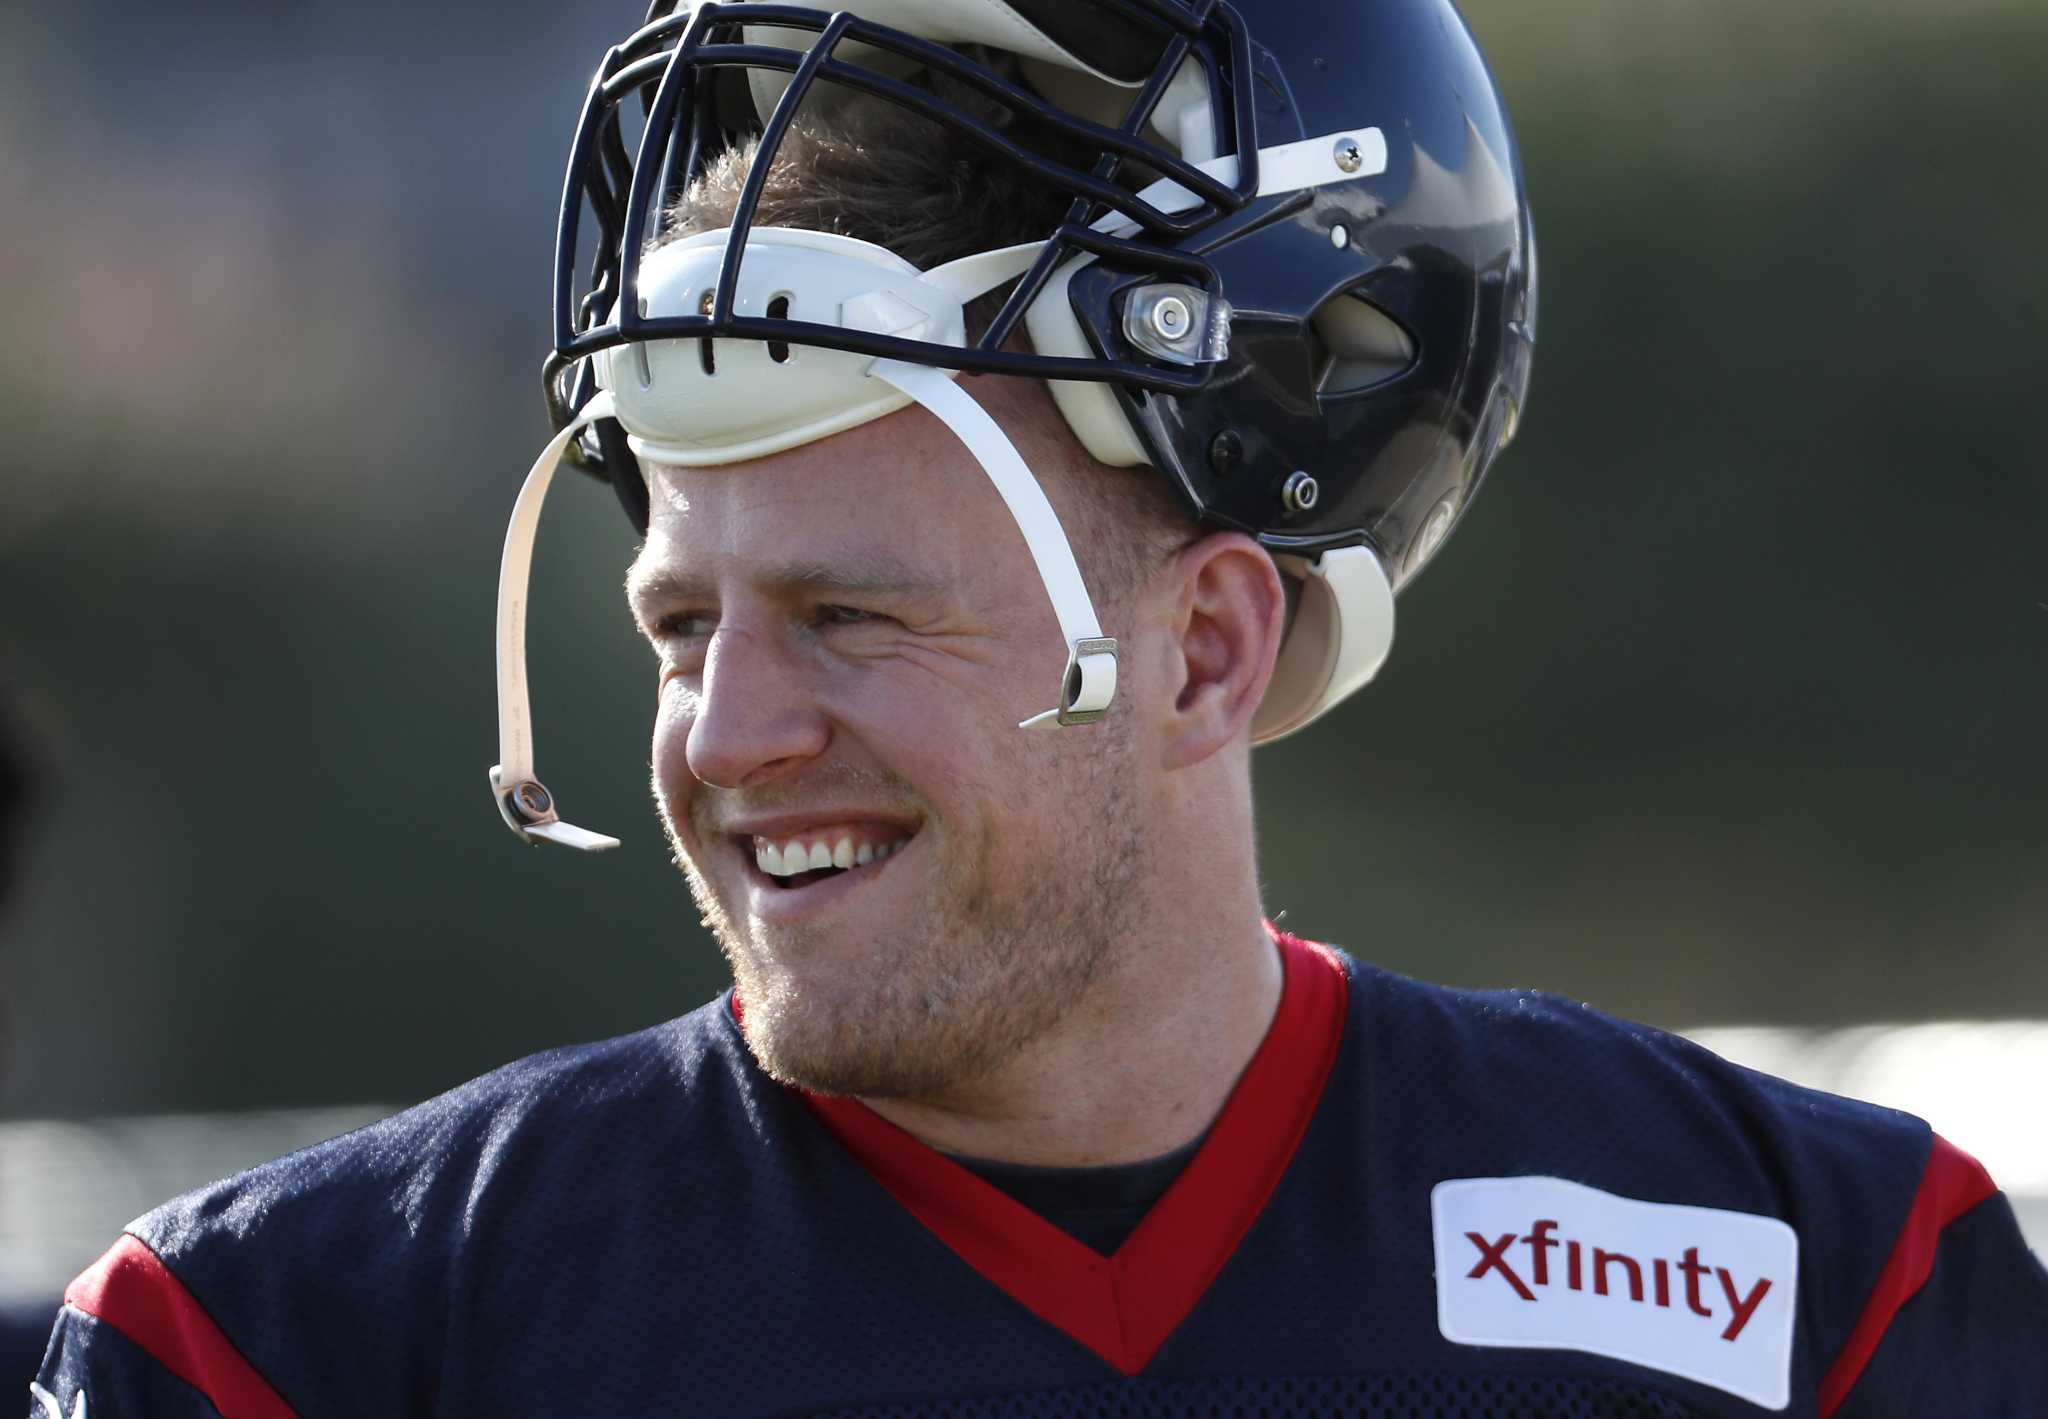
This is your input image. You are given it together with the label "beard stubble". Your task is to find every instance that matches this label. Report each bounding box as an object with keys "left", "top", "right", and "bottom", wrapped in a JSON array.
[{"left": 669, "top": 732, "right": 1151, "bottom": 1100}]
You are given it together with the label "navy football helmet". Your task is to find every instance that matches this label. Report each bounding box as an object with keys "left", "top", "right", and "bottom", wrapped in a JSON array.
[{"left": 492, "top": 0, "right": 1536, "bottom": 848}]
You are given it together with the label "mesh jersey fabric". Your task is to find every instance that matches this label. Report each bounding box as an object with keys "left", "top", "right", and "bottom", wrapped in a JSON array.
[{"left": 32, "top": 937, "right": 2048, "bottom": 1417}]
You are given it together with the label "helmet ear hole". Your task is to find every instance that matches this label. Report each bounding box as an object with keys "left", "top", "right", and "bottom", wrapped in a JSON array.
[{"left": 1311, "top": 292, "right": 1416, "bottom": 396}]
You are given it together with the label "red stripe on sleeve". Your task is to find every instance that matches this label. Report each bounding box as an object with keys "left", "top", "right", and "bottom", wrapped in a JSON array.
[
  {"left": 63, "top": 1234, "right": 302, "bottom": 1419},
  {"left": 1815, "top": 1133, "right": 1997, "bottom": 1417}
]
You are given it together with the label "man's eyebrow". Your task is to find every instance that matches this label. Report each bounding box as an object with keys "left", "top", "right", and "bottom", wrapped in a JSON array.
[{"left": 625, "top": 557, "right": 950, "bottom": 613}]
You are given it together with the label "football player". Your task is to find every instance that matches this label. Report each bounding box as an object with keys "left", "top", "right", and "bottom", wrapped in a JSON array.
[{"left": 34, "top": 0, "right": 2048, "bottom": 1414}]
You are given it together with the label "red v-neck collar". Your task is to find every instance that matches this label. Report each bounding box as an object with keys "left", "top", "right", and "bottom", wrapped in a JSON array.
[{"left": 786, "top": 929, "right": 1349, "bottom": 1376}]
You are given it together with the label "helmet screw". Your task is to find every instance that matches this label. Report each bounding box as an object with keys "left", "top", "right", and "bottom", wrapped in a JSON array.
[
  {"left": 1150, "top": 294, "right": 1191, "bottom": 341},
  {"left": 511, "top": 782, "right": 554, "bottom": 821},
  {"left": 1281, "top": 470, "right": 1320, "bottom": 513},
  {"left": 1333, "top": 136, "right": 1364, "bottom": 173},
  {"left": 1208, "top": 429, "right": 1244, "bottom": 476}
]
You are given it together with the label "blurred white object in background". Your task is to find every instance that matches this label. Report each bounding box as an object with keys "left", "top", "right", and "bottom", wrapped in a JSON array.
[
  {"left": 1686, "top": 1021, "right": 2048, "bottom": 1252},
  {"left": 0, "top": 1106, "right": 388, "bottom": 1310}
]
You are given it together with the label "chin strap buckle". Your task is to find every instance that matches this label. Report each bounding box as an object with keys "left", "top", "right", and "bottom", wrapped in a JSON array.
[
  {"left": 490, "top": 766, "right": 620, "bottom": 852},
  {"left": 1020, "top": 637, "right": 1119, "bottom": 730}
]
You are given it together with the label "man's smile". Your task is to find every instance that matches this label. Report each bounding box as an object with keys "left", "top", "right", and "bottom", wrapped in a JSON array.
[
  {"left": 701, "top": 811, "right": 927, "bottom": 923},
  {"left": 750, "top": 821, "right": 914, "bottom": 882}
]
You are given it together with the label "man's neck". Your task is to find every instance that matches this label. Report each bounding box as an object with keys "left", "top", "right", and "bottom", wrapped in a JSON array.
[{"left": 859, "top": 913, "right": 1284, "bottom": 1168}]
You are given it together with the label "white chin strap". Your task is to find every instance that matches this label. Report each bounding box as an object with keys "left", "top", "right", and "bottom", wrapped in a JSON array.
[
  {"left": 488, "top": 358, "right": 1113, "bottom": 852},
  {"left": 868, "top": 360, "right": 1116, "bottom": 732},
  {"left": 490, "top": 390, "right": 623, "bottom": 851}
]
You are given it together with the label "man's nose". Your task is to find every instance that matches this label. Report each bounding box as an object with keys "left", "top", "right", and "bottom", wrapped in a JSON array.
[{"left": 684, "top": 626, "right": 830, "bottom": 790}]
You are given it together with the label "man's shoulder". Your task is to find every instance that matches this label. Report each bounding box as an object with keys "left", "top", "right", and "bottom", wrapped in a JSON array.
[
  {"left": 1317, "top": 947, "right": 1961, "bottom": 1392},
  {"left": 1329, "top": 945, "right": 1934, "bottom": 1181},
  {"left": 1307, "top": 947, "right": 2044, "bottom": 1411},
  {"left": 1319, "top": 947, "right": 1943, "bottom": 1286},
  {"left": 44, "top": 994, "right": 839, "bottom": 1410},
  {"left": 128, "top": 994, "right": 756, "bottom": 1278}
]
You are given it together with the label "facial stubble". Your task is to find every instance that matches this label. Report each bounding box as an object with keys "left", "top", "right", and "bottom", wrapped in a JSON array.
[{"left": 667, "top": 729, "right": 1151, "bottom": 1100}]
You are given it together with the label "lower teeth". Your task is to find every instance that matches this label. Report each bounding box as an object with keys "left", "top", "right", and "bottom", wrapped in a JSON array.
[{"left": 777, "top": 866, "right": 846, "bottom": 889}]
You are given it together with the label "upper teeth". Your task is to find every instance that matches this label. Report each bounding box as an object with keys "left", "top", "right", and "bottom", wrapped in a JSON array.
[{"left": 755, "top": 833, "right": 903, "bottom": 878}]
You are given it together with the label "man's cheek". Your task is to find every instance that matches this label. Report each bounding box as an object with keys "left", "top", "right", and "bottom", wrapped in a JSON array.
[{"left": 649, "top": 681, "right": 696, "bottom": 824}]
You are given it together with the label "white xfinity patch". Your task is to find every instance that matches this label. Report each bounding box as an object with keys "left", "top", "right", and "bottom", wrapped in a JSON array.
[{"left": 1431, "top": 1176, "right": 1798, "bottom": 1410}]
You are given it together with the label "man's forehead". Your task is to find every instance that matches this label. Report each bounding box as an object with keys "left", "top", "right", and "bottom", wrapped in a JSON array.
[
  {"left": 632, "top": 433, "right": 1034, "bottom": 596},
  {"left": 626, "top": 542, "right": 954, "bottom": 604}
]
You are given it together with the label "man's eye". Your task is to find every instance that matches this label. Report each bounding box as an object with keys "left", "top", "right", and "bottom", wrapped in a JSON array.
[
  {"left": 654, "top": 611, "right": 715, "bottom": 640},
  {"left": 817, "top": 605, "right": 881, "bottom": 627}
]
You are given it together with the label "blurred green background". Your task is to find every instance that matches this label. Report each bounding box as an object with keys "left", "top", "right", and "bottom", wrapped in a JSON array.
[{"left": 1, "top": 0, "right": 2043, "bottom": 1124}]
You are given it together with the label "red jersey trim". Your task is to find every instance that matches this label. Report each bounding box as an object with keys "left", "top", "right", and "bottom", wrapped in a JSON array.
[
  {"left": 1815, "top": 1133, "right": 1997, "bottom": 1417},
  {"left": 796, "top": 928, "right": 1349, "bottom": 1376},
  {"left": 62, "top": 1234, "right": 301, "bottom": 1419}
]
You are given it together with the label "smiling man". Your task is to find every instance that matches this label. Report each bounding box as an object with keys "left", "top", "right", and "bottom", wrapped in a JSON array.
[
  {"left": 32, "top": 1, "right": 2048, "bottom": 1416},
  {"left": 630, "top": 364, "right": 1285, "bottom": 1157}
]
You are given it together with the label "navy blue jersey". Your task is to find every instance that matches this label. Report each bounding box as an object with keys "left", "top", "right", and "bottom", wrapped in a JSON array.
[{"left": 32, "top": 934, "right": 2048, "bottom": 1416}]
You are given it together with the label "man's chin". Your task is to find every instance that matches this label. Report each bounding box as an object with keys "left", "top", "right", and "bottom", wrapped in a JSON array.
[
  {"left": 687, "top": 832, "right": 1138, "bottom": 1104},
  {"left": 735, "top": 995, "right": 982, "bottom": 1101},
  {"left": 724, "top": 951, "right": 1020, "bottom": 1101}
]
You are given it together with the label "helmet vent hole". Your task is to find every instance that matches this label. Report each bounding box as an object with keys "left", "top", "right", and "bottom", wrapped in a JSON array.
[
  {"left": 1310, "top": 292, "right": 1415, "bottom": 396},
  {"left": 698, "top": 290, "right": 716, "bottom": 377},
  {"left": 766, "top": 293, "right": 791, "bottom": 364}
]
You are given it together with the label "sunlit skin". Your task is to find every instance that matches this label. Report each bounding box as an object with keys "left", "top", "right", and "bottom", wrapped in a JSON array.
[{"left": 628, "top": 369, "right": 1289, "bottom": 1167}]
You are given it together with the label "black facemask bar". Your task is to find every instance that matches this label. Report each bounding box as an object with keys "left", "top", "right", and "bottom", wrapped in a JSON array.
[{"left": 542, "top": 0, "right": 1259, "bottom": 449}]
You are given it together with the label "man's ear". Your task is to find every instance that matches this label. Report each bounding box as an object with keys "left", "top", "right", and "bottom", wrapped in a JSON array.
[{"left": 1155, "top": 532, "right": 1287, "bottom": 770}]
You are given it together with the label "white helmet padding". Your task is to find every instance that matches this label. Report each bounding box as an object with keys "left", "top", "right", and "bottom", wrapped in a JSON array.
[
  {"left": 596, "top": 227, "right": 1048, "bottom": 466},
  {"left": 1023, "top": 251, "right": 1151, "bottom": 469},
  {"left": 1251, "top": 549, "right": 1397, "bottom": 744}
]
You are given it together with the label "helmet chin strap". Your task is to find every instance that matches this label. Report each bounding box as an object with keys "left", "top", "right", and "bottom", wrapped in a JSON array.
[
  {"left": 868, "top": 360, "right": 1117, "bottom": 732},
  {"left": 490, "top": 391, "right": 623, "bottom": 852},
  {"left": 490, "top": 371, "right": 1115, "bottom": 850}
]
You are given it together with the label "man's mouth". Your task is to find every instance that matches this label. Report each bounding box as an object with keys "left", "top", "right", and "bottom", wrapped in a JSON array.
[{"left": 746, "top": 824, "right": 914, "bottom": 890}]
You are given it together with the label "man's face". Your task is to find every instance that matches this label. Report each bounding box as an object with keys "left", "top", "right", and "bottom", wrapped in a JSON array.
[{"left": 630, "top": 375, "right": 1154, "bottom": 1099}]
